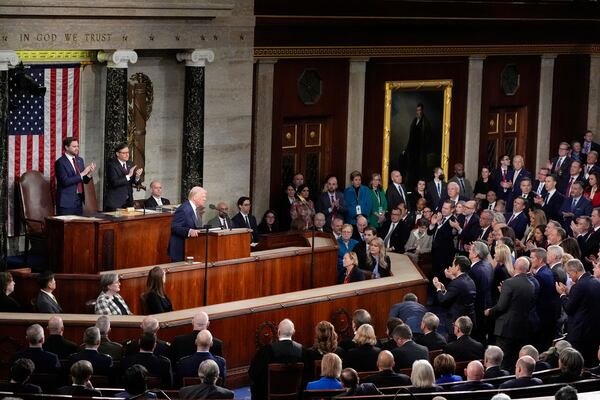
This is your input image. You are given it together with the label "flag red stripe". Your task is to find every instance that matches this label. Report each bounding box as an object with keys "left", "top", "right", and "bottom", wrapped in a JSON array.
[
  {"left": 50, "top": 68, "right": 56, "bottom": 179},
  {"left": 73, "top": 67, "right": 80, "bottom": 140},
  {"left": 14, "top": 135, "right": 21, "bottom": 182},
  {"left": 39, "top": 132, "right": 45, "bottom": 175},
  {"left": 26, "top": 135, "right": 33, "bottom": 171},
  {"left": 61, "top": 68, "right": 68, "bottom": 143}
]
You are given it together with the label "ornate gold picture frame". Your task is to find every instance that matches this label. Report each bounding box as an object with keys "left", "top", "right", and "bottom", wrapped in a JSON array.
[{"left": 382, "top": 80, "right": 452, "bottom": 191}]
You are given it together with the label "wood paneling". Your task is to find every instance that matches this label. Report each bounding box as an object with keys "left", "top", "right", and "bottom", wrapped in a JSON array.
[
  {"left": 479, "top": 56, "right": 541, "bottom": 169},
  {"left": 270, "top": 59, "right": 349, "bottom": 205},
  {"left": 550, "top": 55, "right": 590, "bottom": 155},
  {"left": 362, "top": 57, "right": 469, "bottom": 184}
]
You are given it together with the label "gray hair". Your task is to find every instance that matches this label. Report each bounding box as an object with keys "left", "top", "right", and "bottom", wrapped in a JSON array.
[
  {"left": 83, "top": 327, "right": 100, "bottom": 347},
  {"left": 491, "top": 394, "right": 511, "bottom": 400},
  {"left": 95, "top": 315, "right": 111, "bottom": 335},
  {"left": 520, "top": 344, "right": 540, "bottom": 361},
  {"left": 493, "top": 212, "right": 506, "bottom": 224},
  {"left": 531, "top": 248, "right": 547, "bottom": 263},
  {"left": 547, "top": 245, "right": 564, "bottom": 261},
  {"left": 47, "top": 316, "right": 64, "bottom": 335},
  {"left": 565, "top": 259, "right": 585, "bottom": 273},
  {"left": 422, "top": 312, "right": 439, "bottom": 331},
  {"left": 141, "top": 316, "right": 159, "bottom": 334},
  {"left": 472, "top": 241, "right": 490, "bottom": 260},
  {"left": 455, "top": 316, "right": 473, "bottom": 335},
  {"left": 278, "top": 318, "right": 295, "bottom": 337},
  {"left": 26, "top": 324, "right": 44, "bottom": 345},
  {"left": 198, "top": 359, "right": 220, "bottom": 384},
  {"left": 485, "top": 345, "right": 504, "bottom": 366},
  {"left": 71, "top": 360, "right": 94, "bottom": 385},
  {"left": 188, "top": 186, "right": 206, "bottom": 201},
  {"left": 99, "top": 273, "right": 119, "bottom": 292},
  {"left": 410, "top": 359, "right": 435, "bottom": 388}
]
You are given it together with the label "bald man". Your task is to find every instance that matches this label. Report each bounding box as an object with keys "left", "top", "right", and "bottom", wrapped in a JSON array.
[
  {"left": 207, "top": 201, "right": 233, "bottom": 230},
  {"left": 362, "top": 350, "right": 411, "bottom": 388},
  {"left": 43, "top": 316, "right": 78, "bottom": 359},
  {"left": 499, "top": 356, "right": 543, "bottom": 389},
  {"left": 144, "top": 180, "right": 170, "bottom": 209},
  {"left": 168, "top": 186, "right": 207, "bottom": 261},
  {"left": 170, "top": 312, "right": 223, "bottom": 363},
  {"left": 451, "top": 361, "right": 493, "bottom": 391},
  {"left": 124, "top": 316, "right": 171, "bottom": 359},
  {"left": 177, "top": 330, "right": 226, "bottom": 385}
]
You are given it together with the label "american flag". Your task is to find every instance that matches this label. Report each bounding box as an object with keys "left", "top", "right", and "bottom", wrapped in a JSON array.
[{"left": 7, "top": 64, "right": 81, "bottom": 236}]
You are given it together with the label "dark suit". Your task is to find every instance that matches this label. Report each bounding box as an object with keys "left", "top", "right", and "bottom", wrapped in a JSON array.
[
  {"left": 558, "top": 173, "right": 585, "bottom": 195},
  {"left": 378, "top": 218, "right": 411, "bottom": 253},
  {"left": 428, "top": 217, "right": 457, "bottom": 278},
  {"left": 388, "top": 301, "right": 427, "bottom": 336},
  {"left": 415, "top": 331, "right": 447, "bottom": 351},
  {"left": 426, "top": 180, "right": 447, "bottom": 209},
  {"left": 458, "top": 214, "right": 480, "bottom": 251},
  {"left": 505, "top": 211, "right": 528, "bottom": 240},
  {"left": 436, "top": 194, "right": 467, "bottom": 211},
  {"left": 0, "top": 382, "right": 43, "bottom": 394},
  {"left": 248, "top": 339, "right": 304, "bottom": 400},
  {"left": 167, "top": 200, "right": 201, "bottom": 262},
  {"left": 69, "top": 349, "right": 113, "bottom": 376},
  {"left": 499, "top": 377, "right": 543, "bottom": 389},
  {"left": 483, "top": 366, "right": 509, "bottom": 379},
  {"left": 580, "top": 230, "right": 599, "bottom": 271},
  {"left": 506, "top": 169, "right": 532, "bottom": 197},
  {"left": 561, "top": 272, "right": 600, "bottom": 366},
  {"left": 144, "top": 196, "right": 170, "bottom": 209},
  {"left": 55, "top": 154, "right": 91, "bottom": 215},
  {"left": 468, "top": 260, "right": 493, "bottom": 341},
  {"left": 177, "top": 352, "right": 226, "bottom": 384},
  {"left": 35, "top": 291, "right": 62, "bottom": 313},
  {"left": 390, "top": 340, "right": 428, "bottom": 370},
  {"left": 122, "top": 352, "right": 173, "bottom": 387},
  {"left": 99, "top": 337, "right": 122, "bottom": 362},
  {"left": 451, "top": 381, "right": 494, "bottom": 391},
  {"left": 179, "top": 383, "right": 234, "bottom": 399},
  {"left": 551, "top": 156, "right": 573, "bottom": 178},
  {"left": 207, "top": 215, "right": 233, "bottom": 230},
  {"left": 103, "top": 158, "right": 139, "bottom": 211},
  {"left": 343, "top": 344, "right": 381, "bottom": 372},
  {"left": 43, "top": 335, "right": 79, "bottom": 359},
  {"left": 560, "top": 196, "right": 592, "bottom": 233},
  {"left": 386, "top": 183, "right": 409, "bottom": 211},
  {"left": 14, "top": 347, "right": 61, "bottom": 374},
  {"left": 124, "top": 338, "right": 170, "bottom": 360},
  {"left": 170, "top": 330, "right": 223, "bottom": 363},
  {"left": 58, "top": 385, "right": 103, "bottom": 396},
  {"left": 0, "top": 293, "right": 21, "bottom": 312},
  {"left": 533, "top": 179, "right": 548, "bottom": 196},
  {"left": 362, "top": 369, "right": 411, "bottom": 388},
  {"left": 476, "top": 226, "right": 492, "bottom": 242},
  {"left": 436, "top": 273, "right": 476, "bottom": 335},
  {"left": 316, "top": 191, "right": 347, "bottom": 224},
  {"left": 492, "top": 167, "right": 513, "bottom": 200},
  {"left": 489, "top": 273, "right": 536, "bottom": 370},
  {"left": 144, "top": 291, "right": 173, "bottom": 314},
  {"left": 550, "top": 262, "right": 568, "bottom": 285},
  {"left": 534, "top": 264, "right": 561, "bottom": 351},
  {"left": 444, "top": 335, "right": 484, "bottom": 361},
  {"left": 232, "top": 212, "right": 259, "bottom": 243}
]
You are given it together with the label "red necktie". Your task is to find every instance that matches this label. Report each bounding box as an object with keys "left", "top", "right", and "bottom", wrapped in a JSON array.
[
  {"left": 556, "top": 158, "right": 562, "bottom": 173},
  {"left": 72, "top": 158, "right": 83, "bottom": 194},
  {"left": 502, "top": 169, "right": 507, "bottom": 181},
  {"left": 567, "top": 177, "right": 574, "bottom": 197}
]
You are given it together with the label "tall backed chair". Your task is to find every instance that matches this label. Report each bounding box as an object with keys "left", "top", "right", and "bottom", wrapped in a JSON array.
[
  {"left": 18, "top": 171, "right": 54, "bottom": 263},
  {"left": 83, "top": 177, "right": 99, "bottom": 214},
  {"left": 267, "top": 362, "right": 304, "bottom": 400}
]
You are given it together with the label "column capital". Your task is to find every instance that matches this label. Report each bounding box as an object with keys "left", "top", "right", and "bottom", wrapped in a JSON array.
[
  {"left": 97, "top": 50, "right": 138, "bottom": 68},
  {"left": 541, "top": 54, "right": 558, "bottom": 61},
  {"left": 176, "top": 49, "right": 215, "bottom": 67},
  {"left": 254, "top": 58, "right": 278, "bottom": 65},
  {"left": 468, "top": 55, "right": 487, "bottom": 62},
  {"left": 0, "top": 51, "right": 19, "bottom": 71},
  {"left": 349, "top": 57, "right": 370, "bottom": 63}
]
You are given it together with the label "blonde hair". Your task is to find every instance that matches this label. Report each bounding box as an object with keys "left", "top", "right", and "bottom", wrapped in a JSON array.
[
  {"left": 344, "top": 252, "right": 359, "bottom": 268},
  {"left": 365, "top": 237, "right": 389, "bottom": 270},
  {"left": 494, "top": 244, "right": 514, "bottom": 277},
  {"left": 341, "top": 224, "right": 354, "bottom": 234},
  {"left": 320, "top": 353, "right": 342, "bottom": 378},
  {"left": 353, "top": 324, "right": 377, "bottom": 346},
  {"left": 411, "top": 359, "right": 435, "bottom": 388}
]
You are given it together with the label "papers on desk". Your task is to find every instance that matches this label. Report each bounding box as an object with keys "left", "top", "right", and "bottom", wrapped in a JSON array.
[
  {"left": 136, "top": 208, "right": 161, "bottom": 214},
  {"left": 53, "top": 215, "right": 103, "bottom": 221}
]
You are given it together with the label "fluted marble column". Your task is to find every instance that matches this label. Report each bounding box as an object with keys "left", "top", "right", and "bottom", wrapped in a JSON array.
[
  {"left": 346, "top": 58, "right": 368, "bottom": 184},
  {"left": 98, "top": 49, "right": 138, "bottom": 196},
  {"left": 464, "top": 56, "right": 485, "bottom": 186},
  {"left": 0, "top": 51, "right": 19, "bottom": 267},
  {"left": 536, "top": 54, "right": 556, "bottom": 171},
  {"left": 176, "top": 49, "right": 214, "bottom": 200},
  {"left": 588, "top": 55, "right": 600, "bottom": 138}
]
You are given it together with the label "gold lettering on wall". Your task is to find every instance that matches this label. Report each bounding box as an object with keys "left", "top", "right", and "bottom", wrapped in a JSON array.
[{"left": 18, "top": 32, "right": 113, "bottom": 43}]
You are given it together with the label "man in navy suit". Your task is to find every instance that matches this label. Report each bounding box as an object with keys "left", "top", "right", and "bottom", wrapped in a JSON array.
[
  {"left": 177, "top": 330, "right": 226, "bottom": 386},
  {"left": 493, "top": 155, "right": 513, "bottom": 201},
  {"left": 452, "top": 200, "right": 479, "bottom": 255},
  {"left": 505, "top": 155, "right": 532, "bottom": 198},
  {"left": 507, "top": 178, "right": 535, "bottom": 213},
  {"left": 550, "top": 142, "right": 574, "bottom": 179},
  {"left": 426, "top": 167, "right": 447, "bottom": 209},
  {"left": 168, "top": 186, "right": 206, "bottom": 262},
  {"left": 427, "top": 200, "right": 457, "bottom": 280},
  {"left": 530, "top": 248, "right": 560, "bottom": 352},
  {"left": 560, "top": 181, "right": 592, "bottom": 234},
  {"left": 558, "top": 159, "right": 585, "bottom": 195},
  {"left": 316, "top": 175, "right": 347, "bottom": 224},
  {"left": 505, "top": 197, "right": 529, "bottom": 240},
  {"left": 583, "top": 150, "right": 600, "bottom": 179},
  {"left": 386, "top": 170, "right": 409, "bottom": 211},
  {"left": 103, "top": 142, "right": 143, "bottom": 211},
  {"left": 498, "top": 356, "right": 543, "bottom": 389},
  {"left": 556, "top": 259, "right": 600, "bottom": 367},
  {"left": 35, "top": 271, "right": 63, "bottom": 313},
  {"left": 534, "top": 174, "right": 565, "bottom": 222},
  {"left": 533, "top": 168, "right": 549, "bottom": 196},
  {"left": 468, "top": 241, "right": 493, "bottom": 343},
  {"left": 69, "top": 327, "right": 113, "bottom": 376},
  {"left": 54, "top": 137, "right": 95, "bottom": 215},
  {"left": 232, "top": 196, "right": 260, "bottom": 243},
  {"left": 14, "top": 324, "right": 61, "bottom": 374}
]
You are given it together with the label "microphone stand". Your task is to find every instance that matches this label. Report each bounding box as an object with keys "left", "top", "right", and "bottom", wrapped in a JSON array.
[
  {"left": 310, "top": 225, "right": 316, "bottom": 289},
  {"left": 202, "top": 224, "right": 212, "bottom": 306}
]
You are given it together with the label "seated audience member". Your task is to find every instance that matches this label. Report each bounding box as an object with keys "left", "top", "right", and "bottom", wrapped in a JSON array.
[
  {"left": 520, "top": 344, "right": 552, "bottom": 372},
  {"left": 0, "top": 358, "right": 42, "bottom": 394},
  {"left": 416, "top": 312, "right": 447, "bottom": 351},
  {"left": 390, "top": 323, "right": 429, "bottom": 370},
  {"left": 337, "top": 224, "right": 358, "bottom": 283},
  {"left": 540, "top": 340, "right": 572, "bottom": 368},
  {"left": 35, "top": 271, "right": 63, "bottom": 313},
  {"left": 409, "top": 359, "right": 444, "bottom": 393},
  {"left": 143, "top": 266, "right": 173, "bottom": 314},
  {"left": 249, "top": 318, "right": 304, "bottom": 399},
  {"left": 555, "top": 385, "right": 579, "bottom": 400},
  {"left": 95, "top": 272, "right": 132, "bottom": 315},
  {"left": 177, "top": 330, "right": 226, "bottom": 384},
  {"left": 589, "top": 346, "right": 600, "bottom": 375},
  {"left": 404, "top": 218, "right": 433, "bottom": 263},
  {"left": 305, "top": 321, "right": 345, "bottom": 381},
  {"left": 330, "top": 217, "right": 344, "bottom": 240},
  {"left": 43, "top": 316, "right": 78, "bottom": 359},
  {"left": 170, "top": 311, "right": 223, "bottom": 362},
  {"left": 499, "top": 355, "right": 543, "bottom": 389},
  {"left": 95, "top": 315, "right": 123, "bottom": 361},
  {"left": 451, "top": 360, "right": 494, "bottom": 391},
  {"left": 208, "top": 201, "right": 234, "bottom": 230},
  {"left": 388, "top": 293, "right": 427, "bottom": 337},
  {"left": 58, "top": 360, "right": 103, "bottom": 396},
  {"left": 343, "top": 324, "right": 381, "bottom": 372},
  {"left": 144, "top": 180, "right": 170, "bottom": 209},
  {"left": 69, "top": 327, "right": 113, "bottom": 376},
  {"left": 339, "top": 309, "right": 373, "bottom": 351},
  {"left": 179, "top": 359, "right": 234, "bottom": 399},
  {"left": 313, "top": 212, "right": 327, "bottom": 232},
  {"left": 380, "top": 317, "right": 403, "bottom": 351},
  {"left": 362, "top": 350, "right": 411, "bottom": 388},
  {"left": 443, "top": 316, "right": 485, "bottom": 362},
  {"left": 14, "top": 324, "right": 61, "bottom": 374},
  {"left": 483, "top": 345, "right": 510, "bottom": 379},
  {"left": 257, "top": 209, "right": 279, "bottom": 234},
  {"left": 433, "top": 353, "right": 462, "bottom": 384},
  {"left": 342, "top": 251, "right": 365, "bottom": 283},
  {"left": 306, "top": 353, "right": 344, "bottom": 390},
  {"left": 337, "top": 367, "right": 382, "bottom": 397},
  {"left": 491, "top": 394, "right": 512, "bottom": 400},
  {"left": 365, "top": 237, "right": 392, "bottom": 278},
  {"left": 122, "top": 333, "right": 172, "bottom": 388},
  {"left": 0, "top": 271, "right": 21, "bottom": 312},
  {"left": 232, "top": 196, "right": 260, "bottom": 243},
  {"left": 124, "top": 316, "right": 171, "bottom": 359},
  {"left": 545, "top": 348, "right": 586, "bottom": 384},
  {"left": 116, "top": 365, "right": 156, "bottom": 399}
]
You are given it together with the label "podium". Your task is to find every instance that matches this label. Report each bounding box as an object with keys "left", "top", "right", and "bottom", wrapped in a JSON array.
[{"left": 184, "top": 228, "right": 251, "bottom": 262}]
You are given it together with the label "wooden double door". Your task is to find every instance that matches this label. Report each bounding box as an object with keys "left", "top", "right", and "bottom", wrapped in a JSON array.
[{"left": 483, "top": 106, "right": 528, "bottom": 168}]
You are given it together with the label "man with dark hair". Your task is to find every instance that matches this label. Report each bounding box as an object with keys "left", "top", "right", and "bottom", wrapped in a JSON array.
[
  {"left": 14, "top": 324, "right": 61, "bottom": 374},
  {"left": 35, "top": 271, "right": 62, "bottom": 313},
  {"left": 443, "top": 316, "right": 485, "bottom": 361},
  {"left": 54, "top": 136, "right": 95, "bottom": 215},
  {"left": 388, "top": 293, "right": 426, "bottom": 338},
  {"left": 558, "top": 159, "right": 584, "bottom": 195},
  {"left": 354, "top": 226, "right": 377, "bottom": 269},
  {"left": 534, "top": 174, "right": 565, "bottom": 222},
  {"left": 555, "top": 385, "right": 579, "bottom": 400},
  {"left": 550, "top": 142, "right": 574, "bottom": 178},
  {"left": 179, "top": 359, "right": 234, "bottom": 399},
  {"left": 340, "top": 309, "right": 375, "bottom": 351},
  {"left": 232, "top": 196, "right": 259, "bottom": 243},
  {"left": 58, "top": 360, "right": 103, "bottom": 396},
  {"left": 381, "top": 317, "right": 403, "bottom": 351},
  {"left": 530, "top": 248, "right": 560, "bottom": 352},
  {"left": 43, "top": 316, "right": 78, "bottom": 359},
  {"left": 428, "top": 200, "right": 458, "bottom": 280},
  {"left": 0, "top": 358, "right": 42, "bottom": 394},
  {"left": 103, "top": 142, "right": 143, "bottom": 211},
  {"left": 506, "top": 197, "right": 529, "bottom": 240},
  {"left": 122, "top": 333, "right": 172, "bottom": 387},
  {"left": 69, "top": 327, "right": 113, "bottom": 376},
  {"left": 560, "top": 181, "right": 592, "bottom": 234},
  {"left": 390, "top": 324, "right": 428, "bottom": 370}
]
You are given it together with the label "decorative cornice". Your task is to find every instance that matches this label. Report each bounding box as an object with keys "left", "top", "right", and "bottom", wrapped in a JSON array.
[
  {"left": 254, "top": 44, "right": 600, "bottom": 59},
  {"left": 97, "top": 49, "right": 138, "bottom": 68},
  {"left": 0, "top": 50, "right": 19, "bottom": 71},
  {"left": 176, "top": 49, "right": 215, "bottom": 67}
]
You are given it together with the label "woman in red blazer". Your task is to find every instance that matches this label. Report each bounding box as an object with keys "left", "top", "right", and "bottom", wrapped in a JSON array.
[{"left": 584, "top": 171, "right": 600, "bottom": 207}]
